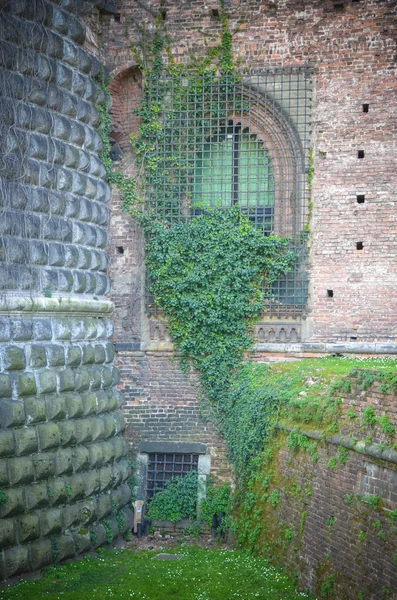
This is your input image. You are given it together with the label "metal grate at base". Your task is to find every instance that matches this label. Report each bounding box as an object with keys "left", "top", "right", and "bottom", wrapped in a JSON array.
[{"left": 146, "top": 453, "right": 199, "bottom": 499}]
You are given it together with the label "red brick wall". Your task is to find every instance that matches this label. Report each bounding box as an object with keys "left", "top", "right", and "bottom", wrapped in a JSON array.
[
  {"left": 108, "top": 68, "right": 142, "bottom": 151},
  {"left": 101, "top": 0, "right": 397, "bottom": 342},
  {"left": 116, "top": 350, "right": 230, "bottom": 480}
]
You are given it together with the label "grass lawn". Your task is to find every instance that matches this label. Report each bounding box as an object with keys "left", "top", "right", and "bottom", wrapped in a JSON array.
[{"left": 0, "top": 546, "right": 313, "bottom": 600}]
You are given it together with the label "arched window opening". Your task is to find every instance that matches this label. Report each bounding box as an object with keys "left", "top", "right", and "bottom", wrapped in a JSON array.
[{"left": 143, "top": 68, "right": 312, "bottom": 320}]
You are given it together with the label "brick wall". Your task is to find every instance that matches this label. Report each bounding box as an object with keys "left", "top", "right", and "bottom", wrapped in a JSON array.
[
  {"left": 239, "top": 373, "right": 397, "bottom": 599},
  {"left": 116, "top": 350, "right": 230, "bottom": 480},
  {"left": 102, "top": 0, "right": 397, "bottom": 342}
]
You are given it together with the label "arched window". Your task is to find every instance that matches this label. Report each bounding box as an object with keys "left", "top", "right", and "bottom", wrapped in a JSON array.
[{"left": 193, "top": 122, "right": 275, "bottom": 235}]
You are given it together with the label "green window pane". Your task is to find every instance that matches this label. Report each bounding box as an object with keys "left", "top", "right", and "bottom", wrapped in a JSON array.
[
  {"left": 194, "top": 136, "right": 233, "bottom": 208},
  {"left": 238, "top": 134, "right": 274, "bottom": 208},
  {"left": 193, "top": 130, "right": 275, "bottom": 210}
]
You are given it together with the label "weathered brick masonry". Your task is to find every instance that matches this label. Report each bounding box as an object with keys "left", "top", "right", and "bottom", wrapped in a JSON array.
[{"left": 93, "top": 1, "right": 397, "bottom": 596}]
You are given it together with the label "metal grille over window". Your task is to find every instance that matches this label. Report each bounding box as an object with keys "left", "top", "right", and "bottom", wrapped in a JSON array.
[
  {"left": 146, "top": 453, "right": 199, "bottom": 499},
  {"left": 144, "top": 68, "right": 312, "bottom": 318}
]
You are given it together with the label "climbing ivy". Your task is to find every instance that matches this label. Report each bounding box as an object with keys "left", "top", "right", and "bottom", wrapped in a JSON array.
[{"left": 141, "top": 208, "right": 295, "bottom": 408}]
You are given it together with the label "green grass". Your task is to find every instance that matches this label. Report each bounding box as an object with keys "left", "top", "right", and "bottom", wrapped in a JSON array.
[{"left": 0, "top": 547, "right": 313, "bottom": 600}]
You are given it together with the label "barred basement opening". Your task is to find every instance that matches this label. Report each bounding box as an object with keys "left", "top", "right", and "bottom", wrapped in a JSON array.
[
  {"left": 146, "top": 453, "right": 199, "bottom": 499},
  {"left": 144, "top": 67, "right": 312, "bottom": 319}
]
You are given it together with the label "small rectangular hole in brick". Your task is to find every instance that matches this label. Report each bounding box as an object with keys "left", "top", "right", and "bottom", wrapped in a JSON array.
[
  {"left": 350, "top": 336, "right": 358, "bottom": 341},
  {"left": 362, "top": 104, "right": 369, "bottom": 113},
  {"left": 114, "top": 13, "right": 121, "bottom": 22},
  {"left": 160, "top": 9, "right": 167, "bottom": 20},
  {"left": 356, "top": 195, "right": 365, "bottom": 204},
  {"left": 333, "top": 3, "right": 344, "bottom": 12},
  {"left": 356, "top": 242, "right": 364, "bottom": 250},
  {"left": 116, "top": 246, "right": 124, "bottom": 254},
  {"left": 358, "top": 150, "right": 365, "bottom": 159},
  {"left": 327, "top": 290, "right": 334, "bottom": 298},
  {"left": 211, "top": 8, "right": 220, "bottom": 17}
]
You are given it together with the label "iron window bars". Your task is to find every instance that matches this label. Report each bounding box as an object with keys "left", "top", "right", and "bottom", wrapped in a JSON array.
[
  {"left": 143, "top": 67, "right": 312, "bottom": 318},
  {"left": 146, "top": 453, "right": 199, "bottom": 499}
]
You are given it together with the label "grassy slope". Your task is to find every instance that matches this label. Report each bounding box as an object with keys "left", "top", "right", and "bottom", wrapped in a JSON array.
[{"left": 0, "top": 547, "right": 313, "bottom": 600}]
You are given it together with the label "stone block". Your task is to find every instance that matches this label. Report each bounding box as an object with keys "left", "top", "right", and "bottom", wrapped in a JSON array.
[
  {"left": 17, "top": 513, "right": 40, "bottom": 543},
  {"left": 24, "top": 482, "right": 49, "bottom": 511},
  {"left": 58, "top": 269, "right": 74, "bottom": 292},
  {"left": 110, "top": 488, "right": 123, "bottom": 512},
  {"left": 100, "top": 366, "right": 113, "bottom": 389},
  {"left": 0, "top": 431, "right": 14, "bottom": 457},
  {"left": 64, "top": 244, "right": 79, "bottom": 268},
  {"left": 1, "top": 346, "right": 25, "bottom": 370},
  {"left": 78, "top": 500, "right": 96, "bottom": 525},
  {"left": 8, "top": 456, "right": 35, "bottom": 486},
  {"left": 101, "top": 441, "right": 115, "bottom": 466},
  {"left": 84, "top": 319, "right": 98, "bottom": 340},
  {"left": 30, "top": 345, "right": 47, "bottom": 368},
  {"left": 107, "top": 390, "right": 120, "bottom": 411},
  {"left": 37, "top": 422, "right": 61, "bottom": 450},
  {"left": 0, "top": 488, "right": 24, "bottom": 518},
  {"left": 0, "top": 318, "right": 10, "bottom": 342},
  {"left": 2, "top": 545, "right": 29, "bottom": 579},
  {"left": 119, "top": 461, "right": 131, "bottom": 485},
  {"left": 83, "top": 470, "right": 99, "bottom": 497},
  {"left": 0, "top": 518, "right": 15, "bottom": 549},
  {"left": 74, "top": 418, "right": 92, "bottom": 444},
  {"left": 40, "top": 508, "right": 62, "bottom": 536},
  {"left": 90, "top": 367, "right": 101, "bottom": 390},
  {"left": 75, "top": 367, "right": 91, "bottom": 391},
  {"left": 53, "top": 319, "right": 72, "bottom": 341},
  {"left": 54, "top": 448, "right": 73, "bottom": 476},
  {"left": 14, "top": 427, "right": 38, "bottom": 456},
  {"left": 0, "top": 374, "right": 12, "bottom": 398},
  {"left": 90, "top": 416, "right": 105, "bottom": 441},
  {"left": 110, "top": 437, "right": 125, "bottom": 461},
  {"left": 0, "top": 402, "right": 25, "bottom": 428},
  {"left": 46, "top": 344, "right": 65, "bottom": 367},
  {"left": 88, "top": 443, "right": 103, "bottom": 469},
  {"left": 96, "top": 493, "right": 111, "bottom": 520},
  {"left": 10, "top": 319, "right": 33, "bottom": 342},
  {"left": 33, "top": 453, "right": 55, "bottom": 481},
  {"left": 103, "top": 414, "right": 116, "bottom": 439},
  {"left": 24, "top": 397, "right": 46, "bottom": 424},
  {"left": 96, "top": 391, "right": 110, "bottom": 414},
  {"left": 119, "top": 483, "right": 132, "bottom": 507},
  {"left": 65, "top": 393, "right": 83, "bottom": 418},
  {"left": 29, "top": 539, "right": 52, "bottom": 571},
  {"left": 0, "top": 459, "right": 8, "bottom": 487},
  {"left": 47, "top": 477, "right": 67, "bottom": 507},
  {"left": 99, "top": 466, "right": 113, "bottom": 492},
  {"left": 66, "top": 346, "right": 81, "bottom": 367},
  {"left": 57, "top": 534, "right": 75, "bottom": 562},
  {"left": 71, "top": 446, "right": 89, "bottom": 472},
  {"left": 114, "top": 411, "right": 125, "bottom": 434},
  {"left": 15, "top": 372, "right": 37, "bottom": 396},
  {"left": 111, "top": 463, "right": 123, "bottom": 489},
  {"left": 82, "top": 344, "right": 95, "bottom": 365},
  {"left": 45, "top": 394, "right": 66, "bottom": 420},
  {"left": 61, "top": 504, "right": 80, "bottom": 529},
  {"left": 58, "top": 421, "right": 76, "bottom": 446},
  {"left": 81, "top": 391, "right": 97, "bottom": 416},
  {"left": 90, "top": 523, "right": 106, "bottom": 548},
  {"left": 94, "top": 344, "right": 106, "bottom": 364},
  {"left": 73, "top": 530, "right": 91, "bottom": 555},
  {"left": 58, "top": 368, "right": 75, "bottom": 392},
  {"left": 37, "top": 370, "right": 57, "bottom": 395},
  {"left": 33, "top": 319, "right": 52, "bottom": 341},
  {"left": 112, "top": 367, "right": 121, "bottom": 386}
]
